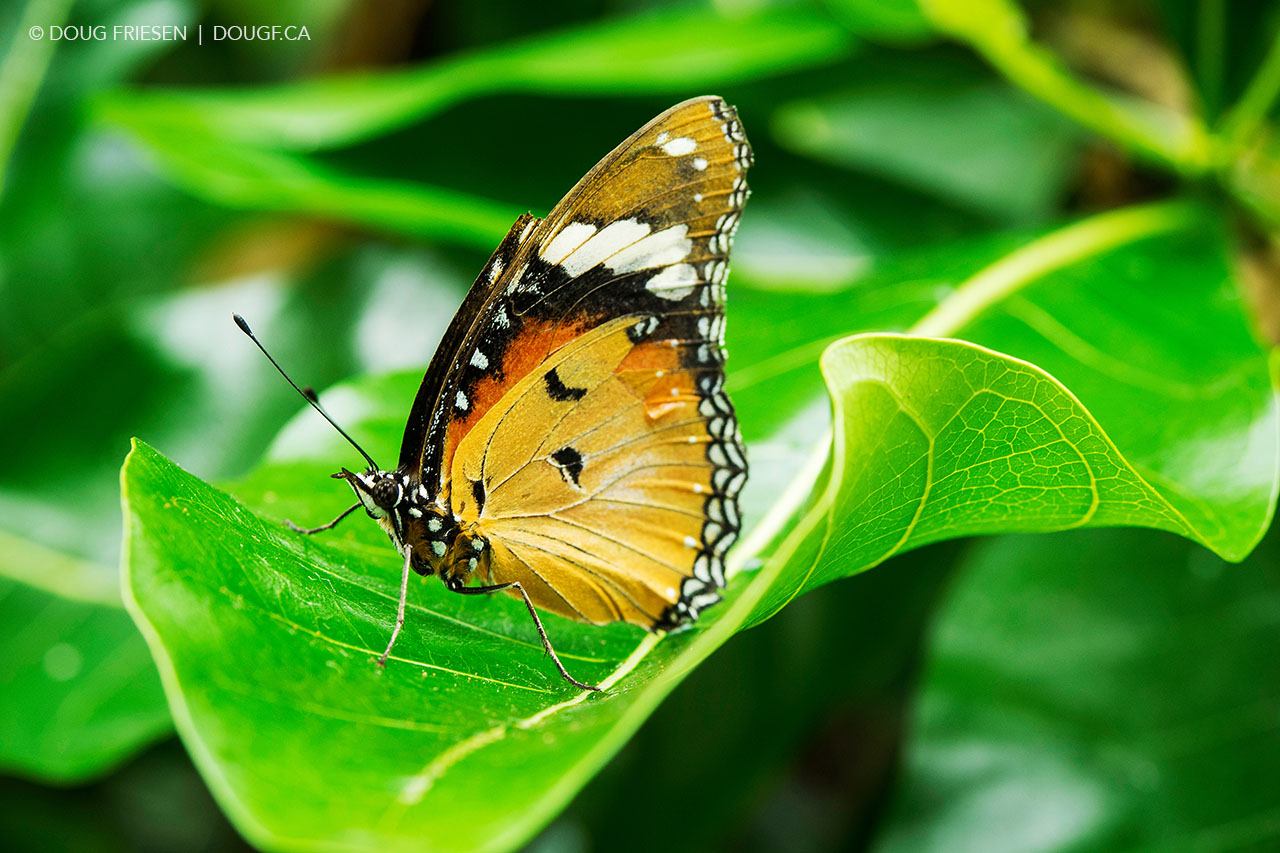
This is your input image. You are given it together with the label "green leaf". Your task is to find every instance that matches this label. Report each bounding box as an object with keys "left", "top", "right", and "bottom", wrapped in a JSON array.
[
  {"left": 825, "top": 0, "right": 935, "bottom": 43},
  {"left": 737, "top": 203, "right": 1277, "bottom": 558},
  {"left": 100, "top": 4, "right": 852, "bottom": 152},
  {"left": 745, "top": 333, "right": 1277, "bottom": 624},
  {"left": 880, "top": 525, "right": 1280, "bottom": 850},
  {"left": 915, "top": 203, "right": 1279, "bottom": 559},
  {"left": 0, "top": 531, "right": 169, "bottom": 782},
  {"left": 121, "top": 201, "right": 1277, "bottom": 850},
  {"left": 119, "top": 126, "right": 523, "bottom": 249}
]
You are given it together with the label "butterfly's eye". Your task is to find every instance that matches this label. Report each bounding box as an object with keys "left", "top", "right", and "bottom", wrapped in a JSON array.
[{"left": 370, "top": 477, "right": 402, "bottom": 510}]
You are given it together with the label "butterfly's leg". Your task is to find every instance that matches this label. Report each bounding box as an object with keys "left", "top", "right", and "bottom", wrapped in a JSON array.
[
  {"left": 286, "top": 501, "right": 361, "bottom": 535},
  {"left": 450, "top": 581, "right": 602, "bottom": 692},
  {"left": 376, "top": 547, "right": 414, "bottom": 667}
]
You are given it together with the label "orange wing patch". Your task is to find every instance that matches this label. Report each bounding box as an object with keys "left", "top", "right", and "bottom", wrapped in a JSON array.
[{"left": 440, "top": 316, "right": 586, "bottom": 499}]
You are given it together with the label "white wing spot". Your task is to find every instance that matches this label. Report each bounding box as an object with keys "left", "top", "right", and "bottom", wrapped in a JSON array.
[
  {"left": 470, "top": 350, "right": 489, "bottom": 370},
  {"left": 694, "top": 192, "right": 703, "bottom": 202},
  {"left": 645, "top": 263, "right": 698, "bottom": 300},
  {"left": 540, "top": 222, "right": 597, "bottom": 265},
  {"left": 455, "top": 391, "right": 469, "bottom": 411},
  {"left": 661, "top": 137, "right": 697, "bottom": 156},
  {"left": 692, "top": 157, "right": 708, "bottom": 171},
  {"left": 608, "top": 224, "right": 690, "bottom": 274},
  {"left": 558, "top": 219, "right": 652, "bottom": 277},
  {"left": 656, "top": 131, "right": 670, "bottom": 144},
  {"left": 543, "top": 218, "right": 698, "bottom": 278}
]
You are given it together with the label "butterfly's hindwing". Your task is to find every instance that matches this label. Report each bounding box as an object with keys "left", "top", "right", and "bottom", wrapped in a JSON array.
[{"left": 401, "top": 96, "right": 751, "bottom": 629}]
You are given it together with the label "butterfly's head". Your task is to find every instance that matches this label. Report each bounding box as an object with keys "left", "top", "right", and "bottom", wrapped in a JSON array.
[{"left": 334, "top": 467, "right": 406, "bottom": 522}]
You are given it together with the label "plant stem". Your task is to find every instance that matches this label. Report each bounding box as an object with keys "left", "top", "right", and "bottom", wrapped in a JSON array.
[
  {"left": 1221, "top": 30, "right": 1280, "bottom": 143},
  {"left": 989, "top": 39, "right": 1216, "bottom": 174},
  {"left": 910, "top": 199, "right": 1203, "bottom": 338},
  {"left": 0, "top": 0, "right": 73, "bottom": 196},
  {"left": 0, "top": 529, "right": 118, "bottom": 606},
  {"left": 921, "top": 0, "right": 1215, "bottom": 176},
  {"left": 1196, "top": 0, "right": 1226, "bottom": 122}
]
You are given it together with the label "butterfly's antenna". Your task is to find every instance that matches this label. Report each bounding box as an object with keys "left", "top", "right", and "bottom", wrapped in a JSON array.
[{"left": 232, "top": 314, "right": 380, "bottom": 471}]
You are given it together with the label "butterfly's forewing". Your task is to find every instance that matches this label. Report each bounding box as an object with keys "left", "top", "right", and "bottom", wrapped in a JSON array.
[{"left": 403, "top": 96, "right": 751, "bottom": 628}]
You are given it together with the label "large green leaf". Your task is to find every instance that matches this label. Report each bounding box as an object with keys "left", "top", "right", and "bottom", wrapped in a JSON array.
[
  {"left": 745, "top": 334, "right": 1277, "bottom": 624},
  {"left": 120, "top": 201, "right": 1276, "bottom": 852},
  {"left": 879, "top": 525, "right": 1280, "bottom": 850},
  {"left": 0, "top": 531, "right": 168, "bottom": 782}
]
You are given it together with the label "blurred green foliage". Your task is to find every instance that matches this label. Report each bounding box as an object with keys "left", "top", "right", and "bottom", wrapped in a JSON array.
[
  {"left": 3, "top": 0, "right": 1280, "bottom": 850},
  {"left": 884, "top": 526, "right": 1280, "bottom": 851}
]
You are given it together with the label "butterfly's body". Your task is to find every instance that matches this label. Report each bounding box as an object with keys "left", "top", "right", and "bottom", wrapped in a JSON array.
[
  {"left": 240, "top": 96, "right": 751, "bottom": 689},
  {"left": 337, "top": 467, "right": 485, "bottom": 588}
]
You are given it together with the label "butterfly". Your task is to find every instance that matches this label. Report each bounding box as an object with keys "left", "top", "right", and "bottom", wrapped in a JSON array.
[{"left": 235, "top": 96, "right": 751, "bottom": 690}]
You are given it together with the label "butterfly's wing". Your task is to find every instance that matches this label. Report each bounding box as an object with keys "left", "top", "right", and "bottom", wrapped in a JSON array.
[
  {"left": 396, "top": 211, "right": 540, "bottom": 482},
  {"left": 404, "top": 95, "right": 750, "bottom": 628},
  {"left": 398, "top": 97, "right": 749, "bottom": 489},
  {"left": 450, "top": 311, "right": 745, "bottom": 627}
]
